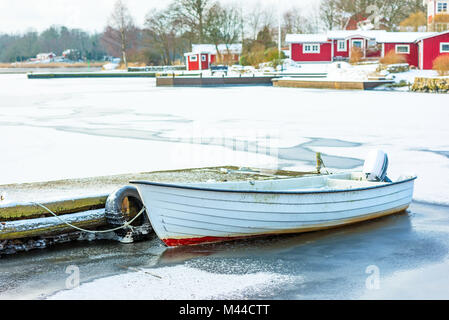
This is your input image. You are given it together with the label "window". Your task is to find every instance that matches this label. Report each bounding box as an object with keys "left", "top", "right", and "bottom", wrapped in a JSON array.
[
  {"left": 190, "top": 55, "right": 197, "bottom": 62},
  {"left": 201, "top": 55, "right": 206, "bottom": 61},
  {"left": 437, "top": 2, "right": 448, "bottom": 12},
  {"left": 303, "top": 44, "right": 320, "bottom": 53},
  {"left": 441, "top": 43, "right": 449, "bottom": 53},
  {"left": 337, "top": 40, "right": 347, "bottom": 52},
  {"left": 396, "top": 45, "right": 410, "bottom": 54},
  {"left": 352, "top": 40, "right": 363, "bottom": 48}
]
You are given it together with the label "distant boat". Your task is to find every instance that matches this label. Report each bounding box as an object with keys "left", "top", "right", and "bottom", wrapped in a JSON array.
[{"left": 131, "top": 151, "right": 416, "bottom": 247}]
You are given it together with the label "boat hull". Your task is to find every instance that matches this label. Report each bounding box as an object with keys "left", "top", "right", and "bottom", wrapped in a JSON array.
[{"left": 131, "top": 176, "right": 415, "bottom": 247}]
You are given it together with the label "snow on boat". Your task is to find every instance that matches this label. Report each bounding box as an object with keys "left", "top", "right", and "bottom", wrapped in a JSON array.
[{"left": 131, "top": 151, "right": 416, "bottom": 247}]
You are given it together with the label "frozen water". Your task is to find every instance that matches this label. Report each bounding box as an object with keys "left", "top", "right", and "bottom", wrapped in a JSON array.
[
  {"left": 48, "top": 265, "right": 296, "bottom": 300},
  {"left": 361, "top": 259, "right": 449, "bottom": 300},
  {"left": 1, "top": 202, "right": 449, "bottom": 300},
  {"left": 1, "top": 74, "right": 448, "bottom": 204}
]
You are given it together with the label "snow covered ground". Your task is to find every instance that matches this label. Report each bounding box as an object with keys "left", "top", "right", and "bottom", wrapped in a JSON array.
[{"left": 280, "top": 60, "right": 444, "bottom": 85}]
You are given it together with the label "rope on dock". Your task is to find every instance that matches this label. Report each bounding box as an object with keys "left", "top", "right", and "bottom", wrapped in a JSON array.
[{"left": 31, "top": 202, "right": 146, "bottom": 234}]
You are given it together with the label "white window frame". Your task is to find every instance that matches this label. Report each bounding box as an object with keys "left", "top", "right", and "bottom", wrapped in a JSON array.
[
  {"left": 190, "top": 55, "right": 197, "bottom": 62},
  {"left": 201, "top": 54, "right": 207, "bottom": 62},
  {"left": 437, "top": 1, "right": 448, "bottom": 13},
  {"left": 351, "top": 39, "right": 364, "bottom": 49},
  {"left": 303, "top": 44, "right": 320, "bottom": 54},
  {"left": 441, "top": 42, "right": 449, "bottom": 53},
  {"left": 395, "top": 44, "right": 410, "bottom": 54},
  {"left": 337, "top": 40, "right": 347, "bottom": 52}
]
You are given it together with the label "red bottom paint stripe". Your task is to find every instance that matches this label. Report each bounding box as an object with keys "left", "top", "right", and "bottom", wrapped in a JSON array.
[{"left": 162, "top": 236, "right": 248, "bottom": 247}]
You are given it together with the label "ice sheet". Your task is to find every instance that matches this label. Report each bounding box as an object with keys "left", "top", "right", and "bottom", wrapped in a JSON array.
[
  {"left": 47, "top": 265, "right": 295, "bottom": 300},
  {"left": 1, "top": 74, "right": 448, "bottom": 205}
]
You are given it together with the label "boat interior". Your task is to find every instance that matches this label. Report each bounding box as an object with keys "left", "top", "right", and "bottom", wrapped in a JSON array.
[{"left": 183, "top": 172, "right": 414, "bottom": 192}]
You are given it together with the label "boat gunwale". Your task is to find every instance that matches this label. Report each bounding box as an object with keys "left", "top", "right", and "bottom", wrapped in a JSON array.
[{"left": 130, "top": 176, "right": 417, "bottom": 195}]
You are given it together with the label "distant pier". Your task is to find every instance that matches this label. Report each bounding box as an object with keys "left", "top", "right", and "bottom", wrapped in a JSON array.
[
  {"left": 272, "top": 78, "right": 394, "bottom": 90},
  {"left": 27, "top": 71, "right": 159, "bottom": 79},
  {"left": 156, "top": 75, "right": 275, "bottom": 87}
]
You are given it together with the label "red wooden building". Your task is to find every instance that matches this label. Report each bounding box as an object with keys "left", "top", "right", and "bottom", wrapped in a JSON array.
[
  {"left": 287, "top": 30, "right": 449, "bottom": 70},
  {"left": 376, "top": 32, "right": 429, "bottom": 68},
  {"left": 286, "top": 31, "right": 385, "bottom": 63},
  {"left": 417, "top": 30, "right": 449, "bottom": 69},
  {"left": 377, "top": 31, "right": 449, "bottom": 69},
  {"left": 184, "top": 44, "right": 242, "bottom": 71},
  {"left": 288, "top": 34, "right": 333, "bottom": 62}
]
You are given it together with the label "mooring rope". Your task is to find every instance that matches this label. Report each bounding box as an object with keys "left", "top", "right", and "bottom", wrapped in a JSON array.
[{"left": 31, "top": 202, "right": 146, "bottom": 234}]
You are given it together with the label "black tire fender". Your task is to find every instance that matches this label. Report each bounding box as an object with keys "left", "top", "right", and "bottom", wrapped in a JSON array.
[{"left": 105, "top": 185, "right": 153, "bottom": 241}]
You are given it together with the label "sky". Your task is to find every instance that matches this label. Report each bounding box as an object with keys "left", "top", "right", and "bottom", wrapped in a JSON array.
[{"left": 0, "top": 0, "right": 316, "bottom": 34}]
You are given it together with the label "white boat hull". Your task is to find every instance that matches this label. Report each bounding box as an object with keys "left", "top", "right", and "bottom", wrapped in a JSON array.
[{"left": 131, "top": 172, "right": 416, "bottom": 247}]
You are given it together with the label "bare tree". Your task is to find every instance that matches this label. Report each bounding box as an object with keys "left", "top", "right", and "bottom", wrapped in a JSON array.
[
  {"left": 283, "top": 7, "right": 307, "bottom": 34},
  {"left": 380, "top": 0, "right": 412, "bottom": 30},
  {"left": 406, "top": 0, "right": 426, "bottom": 13},
  {"left": 205, "top": 3, "right": 242, "bottom": 63},
  {"left": 108, "top": 0, "right": 135, "bottom": 68},
  {"left": 320, "top": 0, "right": 340, "bottom": 30},
  {"left": 245, "top": 2, "right": 264, "bottom": 40},
  {"left": 330, "top": 0, "right": 412, "bottom": 30},
  {"left": 305, "top": 2, "right": 325, "bottom": 33},
  {"left": 144, "top": 6, "right": 186, "bottom": 65},
  {"left": 244, "top": 2, "right": 277, "bottom": 40},
  {"left": 174, "top": 0, "right": 213, "bottom": 43},
  {"left": 101, "top": 26, "right": 123, "bottom": 58}
]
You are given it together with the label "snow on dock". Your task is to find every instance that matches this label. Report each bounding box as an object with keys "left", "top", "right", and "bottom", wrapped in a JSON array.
[
  {"left": 0, "top": 167, "right": 313, "bottom": 250},
  {"left": 272, "top": 78, "right": 394, "bottom": 90}
]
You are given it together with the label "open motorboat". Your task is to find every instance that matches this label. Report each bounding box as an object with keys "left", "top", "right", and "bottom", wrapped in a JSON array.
[{"left": 131, "top": 150, "right": 416, "bottom": 247}]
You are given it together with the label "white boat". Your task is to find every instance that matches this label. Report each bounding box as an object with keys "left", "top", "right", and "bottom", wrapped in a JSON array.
[{"left": 131, "top": 151, "right": 416, "bottom": 247}]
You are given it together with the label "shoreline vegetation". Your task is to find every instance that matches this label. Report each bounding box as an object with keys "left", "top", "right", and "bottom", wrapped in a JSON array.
[
  {"left": 0, "top": 62, "right": 160, "bottom": 70},
  {"left": 0, "top": 62, "right": 107, "bottom": 69}
]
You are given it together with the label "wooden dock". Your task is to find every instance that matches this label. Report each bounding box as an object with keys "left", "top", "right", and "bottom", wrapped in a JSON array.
[
  {"left": 128, "top": 66, "right": 185, "bottom": 72},
  {"left": 272, "top": 78, "right": 394, "bottom": 90},
  {"left": 27, "top": 71, "right": 158, "bottom": 79},
  {"left": 264, "top": 72, "right": 328, "bottom": 78},
  {"left": 156, "top": 75, "right": 275, "bottom": 87},
  {"left": 0, "top": 167, "right": 311, "bottom": 246},
  {"left": 27, "top": 71, "right": 201, "bottom": 79}
]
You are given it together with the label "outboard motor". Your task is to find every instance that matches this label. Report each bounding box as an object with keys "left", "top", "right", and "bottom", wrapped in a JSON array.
[{"left": 363, "top": 149, "right": 391, "bottom": 182}]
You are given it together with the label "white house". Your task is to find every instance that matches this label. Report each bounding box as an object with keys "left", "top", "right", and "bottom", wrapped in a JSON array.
[
  {"left": 36, "top": 53, "right": 56, "bottom": 61},
  {"left": 424, "top": 0, "right": 449, "bottom": 31}
]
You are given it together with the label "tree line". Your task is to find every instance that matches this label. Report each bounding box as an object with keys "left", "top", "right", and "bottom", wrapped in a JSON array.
[
  {"left": 0, "top": 0, "right": 429, "bottom": 65},
  {"left": 0, "top": 26, "right": 106, "bottom": 62},
  {"left": 320, "top": 0, "right": 426, "bottom": 31}
]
